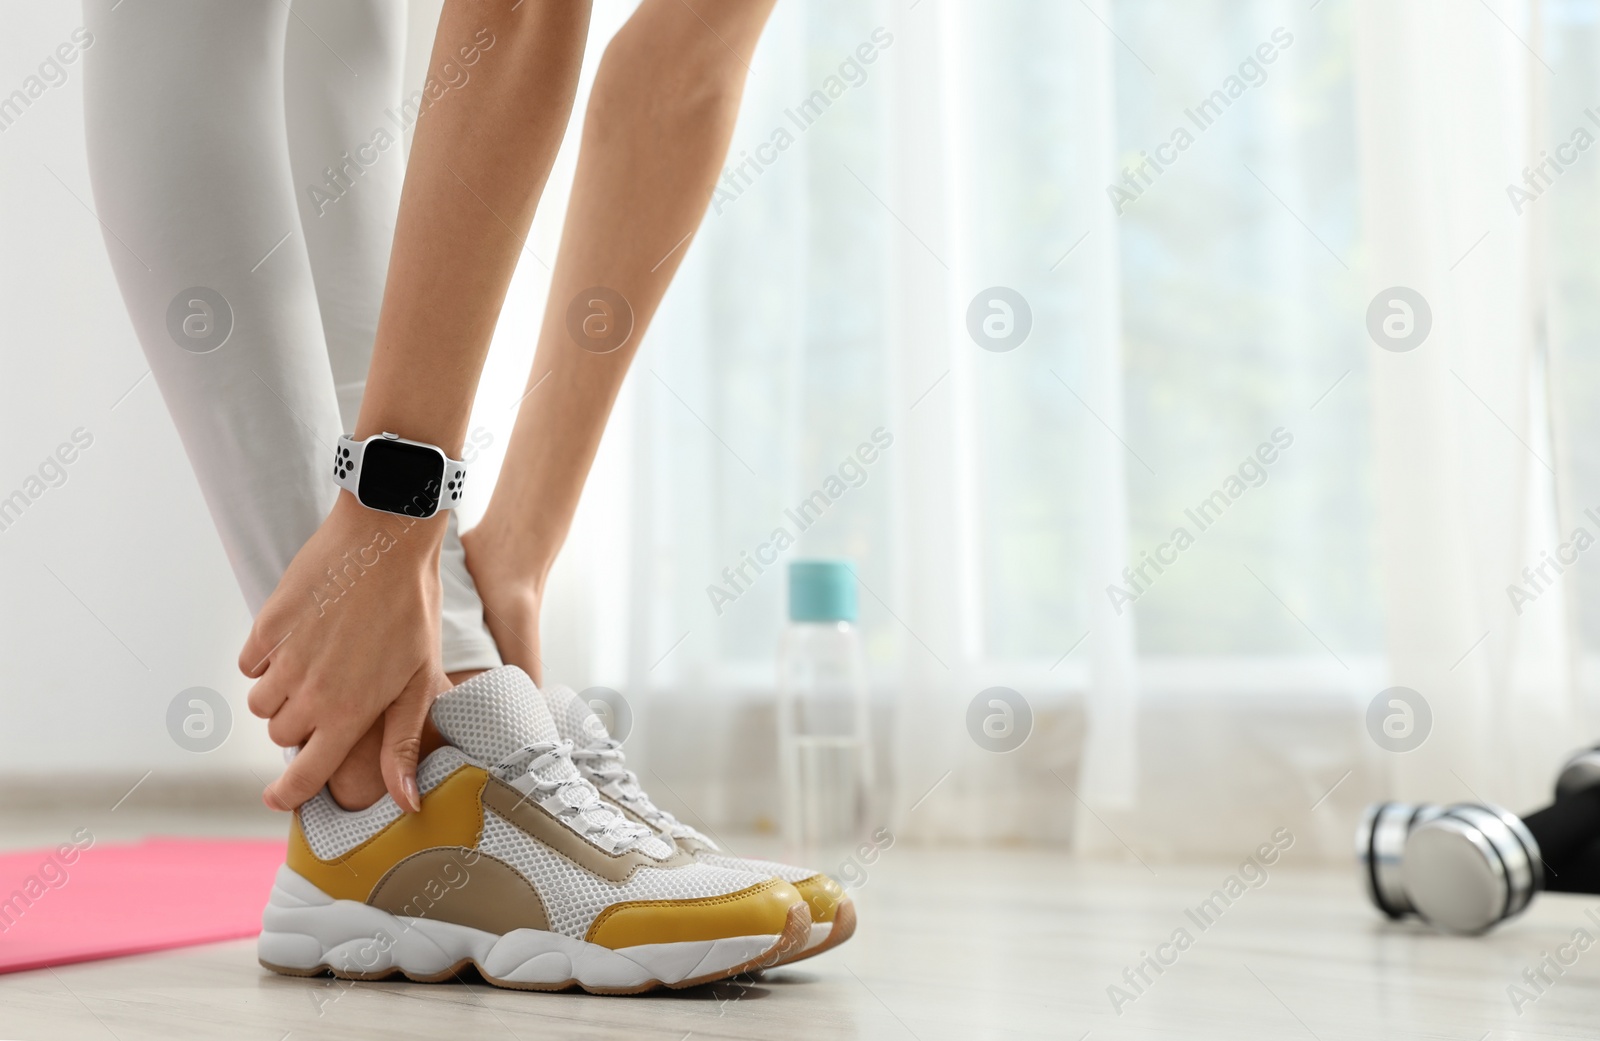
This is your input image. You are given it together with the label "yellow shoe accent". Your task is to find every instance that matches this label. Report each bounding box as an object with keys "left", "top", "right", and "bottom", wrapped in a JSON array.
[
  {"left": 776, "top": 895, "right": 856, "bottom": 966},
  {"left": 794, "top": 874, "right": 845, "bottom": 924},
  {"left": 286, "top": 765, "right": 488, "bottom": 903},
  {"left": 585, "top": 879, "right": 806, "bottom": 949}
]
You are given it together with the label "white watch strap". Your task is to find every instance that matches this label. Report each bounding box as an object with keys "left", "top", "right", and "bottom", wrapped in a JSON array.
[{"left": 333, "top": 433, "right": 468, "bottom": 514}]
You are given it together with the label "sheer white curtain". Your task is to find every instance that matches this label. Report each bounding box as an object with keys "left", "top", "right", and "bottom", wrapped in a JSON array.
[
  {"left": 1356, "top": 0, "right": 1577, "bottom": 815},
  {"left": 492, "top": 0, "right": 1132, "bottom": 848},
  {"left": 479, "top": 0, "right": 1590, "bottom": 861}
]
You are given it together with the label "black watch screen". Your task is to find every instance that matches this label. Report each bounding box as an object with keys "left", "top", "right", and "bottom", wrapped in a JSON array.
[{"left": 358, "top": 439, "right": 445, "bottom": 517}]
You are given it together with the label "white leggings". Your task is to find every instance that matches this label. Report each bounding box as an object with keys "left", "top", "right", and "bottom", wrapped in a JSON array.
[{"left": 80, "top": 0, "right": 501, "bottom": 672}]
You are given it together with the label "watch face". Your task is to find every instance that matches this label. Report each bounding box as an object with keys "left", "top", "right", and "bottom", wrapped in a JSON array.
[{"left": 358, "top": 439, "right": 445, "bottom": 517}]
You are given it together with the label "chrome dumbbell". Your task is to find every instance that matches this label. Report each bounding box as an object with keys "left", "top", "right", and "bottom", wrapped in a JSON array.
[
  {"left": 1555, "top": 745, "right": 1600, "bottom": 801},
  {"left": 1357, "top": 801, "right": 1543, "bottom": 934},
  {"left": 1404, "top": 804, "right": 1542, "bottom": 934},
  {"left": 1356, "top": 802, "right": 1444, "bottom": 919}
]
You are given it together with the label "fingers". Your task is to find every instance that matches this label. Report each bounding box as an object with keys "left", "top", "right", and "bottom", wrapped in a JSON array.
[
  {"left": 265, "top": 700, "right": 314, "bottom": 749},
  {"left": 238, "top": 618, "right": 294, "bottom": 679},
  {"left": 264, "top": 727, "right": 358, "bottom": 812},
  {"left": 247, "top": 671, "right": 290, "bottom": 721},
  {"left": 380, "top": 670, "right": 443, "bottom": 814}
]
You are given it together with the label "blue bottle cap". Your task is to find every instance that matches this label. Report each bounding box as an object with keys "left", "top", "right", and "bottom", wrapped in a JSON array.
[{"left": 788, "top": 560, "right": 858, "bottom": 623}]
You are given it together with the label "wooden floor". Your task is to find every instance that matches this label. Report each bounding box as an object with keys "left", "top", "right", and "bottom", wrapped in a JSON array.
[{"left": 5, "top": 814, "right": 1600, "bottom": 1040}]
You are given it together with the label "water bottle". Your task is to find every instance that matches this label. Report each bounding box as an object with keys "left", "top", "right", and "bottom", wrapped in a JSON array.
[{"left": 778, "top": 560, "right": 873, "bottom": 859}]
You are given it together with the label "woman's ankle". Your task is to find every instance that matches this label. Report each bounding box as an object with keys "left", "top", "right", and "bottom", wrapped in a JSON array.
[
  {"left": 327, "top": 728, "right": 386, "bottom": 810},
  {"left": 460, "top": 523, "right": 548, "bottom": 683},
  {"left": 326, "top": 718, "right": 447, "bottom": 811},
  {"left": 477, "top": 585, "right": 546, "bottom": 683}
]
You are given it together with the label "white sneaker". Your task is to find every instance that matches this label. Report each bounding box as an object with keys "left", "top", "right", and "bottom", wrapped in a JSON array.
[
  {"left": 542, "top": 683, "right": 856, "bottom": 964},
  {"left": 257, "top": 667, "right": 809, "bottom": 992}
]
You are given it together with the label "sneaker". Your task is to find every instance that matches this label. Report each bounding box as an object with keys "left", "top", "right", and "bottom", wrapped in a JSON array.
[
  {"left": 257, "top": 666, "right": 810, "bottom": 993},
  {"left": 542, "top": 683, "right": 856, "bottom": 964}
]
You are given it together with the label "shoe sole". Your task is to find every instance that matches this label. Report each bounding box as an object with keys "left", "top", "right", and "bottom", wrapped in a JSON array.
[
  {"left": 258, "top": 867, "right": 810, "bottom": 994},
  {"left": 771, "top": 897, "right": 856, "bottom": 967}
]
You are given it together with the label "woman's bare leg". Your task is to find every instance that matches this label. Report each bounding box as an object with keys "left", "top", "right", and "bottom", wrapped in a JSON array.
[{"left": 462, "top": 0, "right": 779, "bottom": 681}]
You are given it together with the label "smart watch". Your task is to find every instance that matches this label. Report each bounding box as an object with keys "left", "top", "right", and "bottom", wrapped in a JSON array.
[{"left": 332, "top": 432, "right": 468, "bottom": 519}]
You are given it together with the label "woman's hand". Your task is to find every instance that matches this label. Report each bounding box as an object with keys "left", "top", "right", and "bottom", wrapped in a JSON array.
[{"left": 239, "top": 492, "right": 451, "bottom": 813}]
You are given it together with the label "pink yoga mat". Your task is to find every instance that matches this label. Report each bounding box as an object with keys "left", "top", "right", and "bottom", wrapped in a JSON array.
[{"left": 0, "top": 837, "right": 285, "bottom": 974}]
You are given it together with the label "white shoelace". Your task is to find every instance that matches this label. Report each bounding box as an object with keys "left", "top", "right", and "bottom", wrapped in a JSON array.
[
  {"left": 494, "top": 740, "right": 655, "bottom": 854},
  {"left": 570, "top": 739, "right": 716, "bottom": 848}
]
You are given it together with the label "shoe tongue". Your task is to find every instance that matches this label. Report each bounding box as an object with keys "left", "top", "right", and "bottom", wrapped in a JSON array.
[
  {"left": 431, "top": 666, "right": 560, "bottom": 765},
  {"left": 542, "top": 684, "right": 611, "bottom": 749}
]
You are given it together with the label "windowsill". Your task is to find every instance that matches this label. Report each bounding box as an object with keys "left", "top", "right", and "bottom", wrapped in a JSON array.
[{"left": 641, "top": 653, "right": 1387, "bottom": 705}]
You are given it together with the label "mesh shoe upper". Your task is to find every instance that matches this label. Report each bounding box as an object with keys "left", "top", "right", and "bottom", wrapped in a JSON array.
[
  {"left": 431, "top": 668, "right": 670, "bottom": 858},
  {"left": 542, "top": 683, "right": 829, "bottom": 886},
  {"left": 695, "top": 851, "right": 819, "bottom": 884}
]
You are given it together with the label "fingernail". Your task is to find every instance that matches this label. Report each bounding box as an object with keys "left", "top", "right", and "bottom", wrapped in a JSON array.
[{"left": 402, "top": 775, "right": 420, "bottom": 813}]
